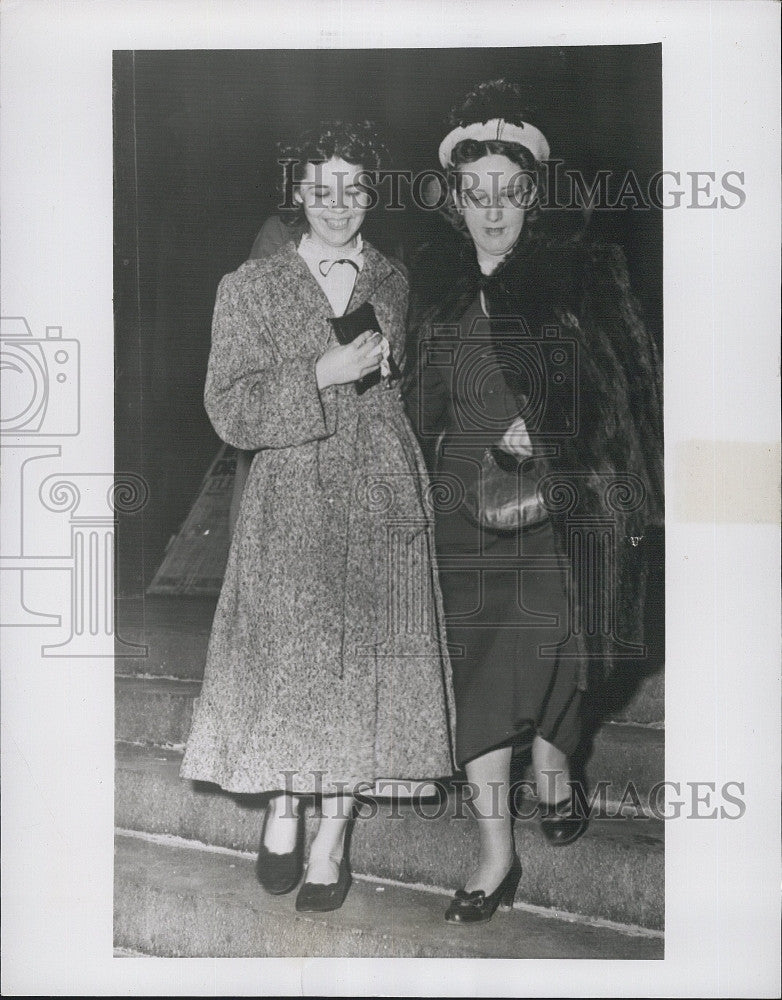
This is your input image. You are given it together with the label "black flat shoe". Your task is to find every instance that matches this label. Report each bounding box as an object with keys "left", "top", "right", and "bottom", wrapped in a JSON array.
[
  {"left": 444, "top": 854, "right": 522, "bottom": 924},
  {"left": 295, "top": 859, "right": 352, "bottom": 913},
  {"left": 255, "top": 805, "right": 305, "bottom": 895},
  {"left": 539, "top": 799, "right": 589, "bottom": 846}
]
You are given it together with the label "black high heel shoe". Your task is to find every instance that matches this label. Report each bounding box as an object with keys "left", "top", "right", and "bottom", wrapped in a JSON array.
[
  {"left": 539, "top": 798, "right": 589, "bottom": 846},
  {"left": 295, "top": 859, "right": 352, "bottom": 913},
  {"left": 255, "top": 802, "right": 305, "bottom": 895},
  {"left": 444, "top": 854, "right": 522, "bottom": 924}
]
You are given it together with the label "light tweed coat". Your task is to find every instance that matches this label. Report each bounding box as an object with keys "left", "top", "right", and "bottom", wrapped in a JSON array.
[{"left": 180, "top": 241, "right": 456, "bottom": 794}]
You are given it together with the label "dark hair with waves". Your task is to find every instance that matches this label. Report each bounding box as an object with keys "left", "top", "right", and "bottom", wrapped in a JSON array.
[{"left": 278, "top": 120, "right": 390, "bottom": 221}]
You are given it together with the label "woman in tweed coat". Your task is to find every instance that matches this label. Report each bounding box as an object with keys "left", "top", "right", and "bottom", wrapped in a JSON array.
[{"left": 180, "top": 122, "right": 455, "bottom": 912}]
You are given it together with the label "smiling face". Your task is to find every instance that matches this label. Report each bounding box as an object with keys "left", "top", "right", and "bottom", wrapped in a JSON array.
[
  {"left": 294, "top": 156, "right": 370, "bottom": 251},
  {"left": 454, "top": 152, "right": 535, "bottom": 268}
]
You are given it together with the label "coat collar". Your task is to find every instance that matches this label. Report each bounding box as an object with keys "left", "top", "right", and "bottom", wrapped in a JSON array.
[{"left": 278, "top": 238, "right": 396, "bottom": 319}]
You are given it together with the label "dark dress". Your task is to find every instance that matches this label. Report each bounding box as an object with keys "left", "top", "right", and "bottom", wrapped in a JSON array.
[{"left": 412, "top": 294, "right": 582, "bottom": 768}]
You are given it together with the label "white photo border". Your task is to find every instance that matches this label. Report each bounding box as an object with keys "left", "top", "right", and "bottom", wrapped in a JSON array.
[{"left": 1, "top": 1, "right": 779, "bottom": 996}]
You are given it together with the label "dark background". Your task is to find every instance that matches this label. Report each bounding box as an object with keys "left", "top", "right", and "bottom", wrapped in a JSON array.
[{"left": 114, "top": 45, "right": 662, "bottom": 596}]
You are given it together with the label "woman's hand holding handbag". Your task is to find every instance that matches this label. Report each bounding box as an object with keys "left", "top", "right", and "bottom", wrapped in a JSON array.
[
  {"left": 498, "top": 415, "right": 534, "bottom": 460},
  {"left": 464, "top": 416, "right": 550, "bottom": 532}
]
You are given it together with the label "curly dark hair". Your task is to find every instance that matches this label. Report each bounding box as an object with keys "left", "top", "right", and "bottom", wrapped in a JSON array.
[
  {"left": 441, "top": 79, "right": 548, "bottom": 235},
  {"left": 277, "top": 120, "right": 389, "bottom": 220}
]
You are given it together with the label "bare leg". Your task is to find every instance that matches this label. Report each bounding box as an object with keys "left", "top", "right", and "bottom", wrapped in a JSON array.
[
  {"left": 532, "top": 734, "right": 572, "bottom": 805},
  {"left": 262, "top": 792, "right": 300, "bottom": 854},
  {"left": 463, "top": 745, "right": 515, "bottom": 894},
  {"left": 305, "top": 794, "right": 354, "bottom": 885}
]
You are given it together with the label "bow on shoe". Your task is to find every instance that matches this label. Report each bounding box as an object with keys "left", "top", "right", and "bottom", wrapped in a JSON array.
[
  {"left": 444, "top": 855, "right": 522, "bottom": 923},
  {"left": 453, "top": 889, "right": 487, "bottom": 906}
]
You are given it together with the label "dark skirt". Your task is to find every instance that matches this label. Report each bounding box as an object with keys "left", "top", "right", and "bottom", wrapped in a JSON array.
[{"left": 435, "top": 505, "right": 582, "bottom": 768}]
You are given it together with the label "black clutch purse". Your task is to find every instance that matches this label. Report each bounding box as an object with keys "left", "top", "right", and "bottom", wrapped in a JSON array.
[{"left": 329, "top": 302, "right": 401, "bottom": 395}]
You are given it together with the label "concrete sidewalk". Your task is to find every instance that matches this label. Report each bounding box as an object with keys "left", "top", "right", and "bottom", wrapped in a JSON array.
[{"left": 115, "top": 833, "right": 663, "bottom": 960}]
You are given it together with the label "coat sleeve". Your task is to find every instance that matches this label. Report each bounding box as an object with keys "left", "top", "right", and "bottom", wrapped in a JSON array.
[
  {"left": 581, "top": 243, "right": 665, "bottom": 524},
  {"left": 204, "top": 270, "right": 337, "bottom": 451}
]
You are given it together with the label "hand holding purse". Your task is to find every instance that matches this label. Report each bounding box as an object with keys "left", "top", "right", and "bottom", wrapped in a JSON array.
[
  {"left": 329, "top": 302, "right": 401, "bottom": 395},
  {"left": 437, "top": 413, "right": 550, "bottom": 532}
]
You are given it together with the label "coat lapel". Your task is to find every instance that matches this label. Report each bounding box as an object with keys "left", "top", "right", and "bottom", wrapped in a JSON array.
[
  {"left": 278, "top": 238, "right": 395, "bottom": 315},
  {"left": 257, "top": 239, "right": 397, "bottom": 359},
  {"left": 279, "top": 240, "right": 335, "bottom": 320},
  {"left": 346, "top": 242, "right": 395, "bottom": 312}
]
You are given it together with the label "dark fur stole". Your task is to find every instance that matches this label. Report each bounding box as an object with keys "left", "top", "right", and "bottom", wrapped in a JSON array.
[{"left": 406, "top": 230, "right": 664, "bottom": 684}]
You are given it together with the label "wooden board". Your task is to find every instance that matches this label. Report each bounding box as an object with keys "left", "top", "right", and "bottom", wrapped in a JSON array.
[{"left": 147, "top": 444, "right": 237, "bottom": 596}]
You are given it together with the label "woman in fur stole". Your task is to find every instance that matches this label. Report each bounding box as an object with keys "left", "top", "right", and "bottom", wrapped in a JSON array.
[{"left": 405, "top": 80, "right": 663, "bottom": 923}]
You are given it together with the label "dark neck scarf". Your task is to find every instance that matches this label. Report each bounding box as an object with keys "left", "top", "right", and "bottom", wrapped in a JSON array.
[{"left": 420, "top": 230, "right": 585, "bottom": 333}]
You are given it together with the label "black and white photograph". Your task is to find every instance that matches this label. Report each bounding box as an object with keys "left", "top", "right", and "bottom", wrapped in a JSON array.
[
  {"left": 1, "top": 1, "right": 779, "bottom": 996},
  {"left": 113, "top": 46, "right": 665, "bottom": 960}
]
